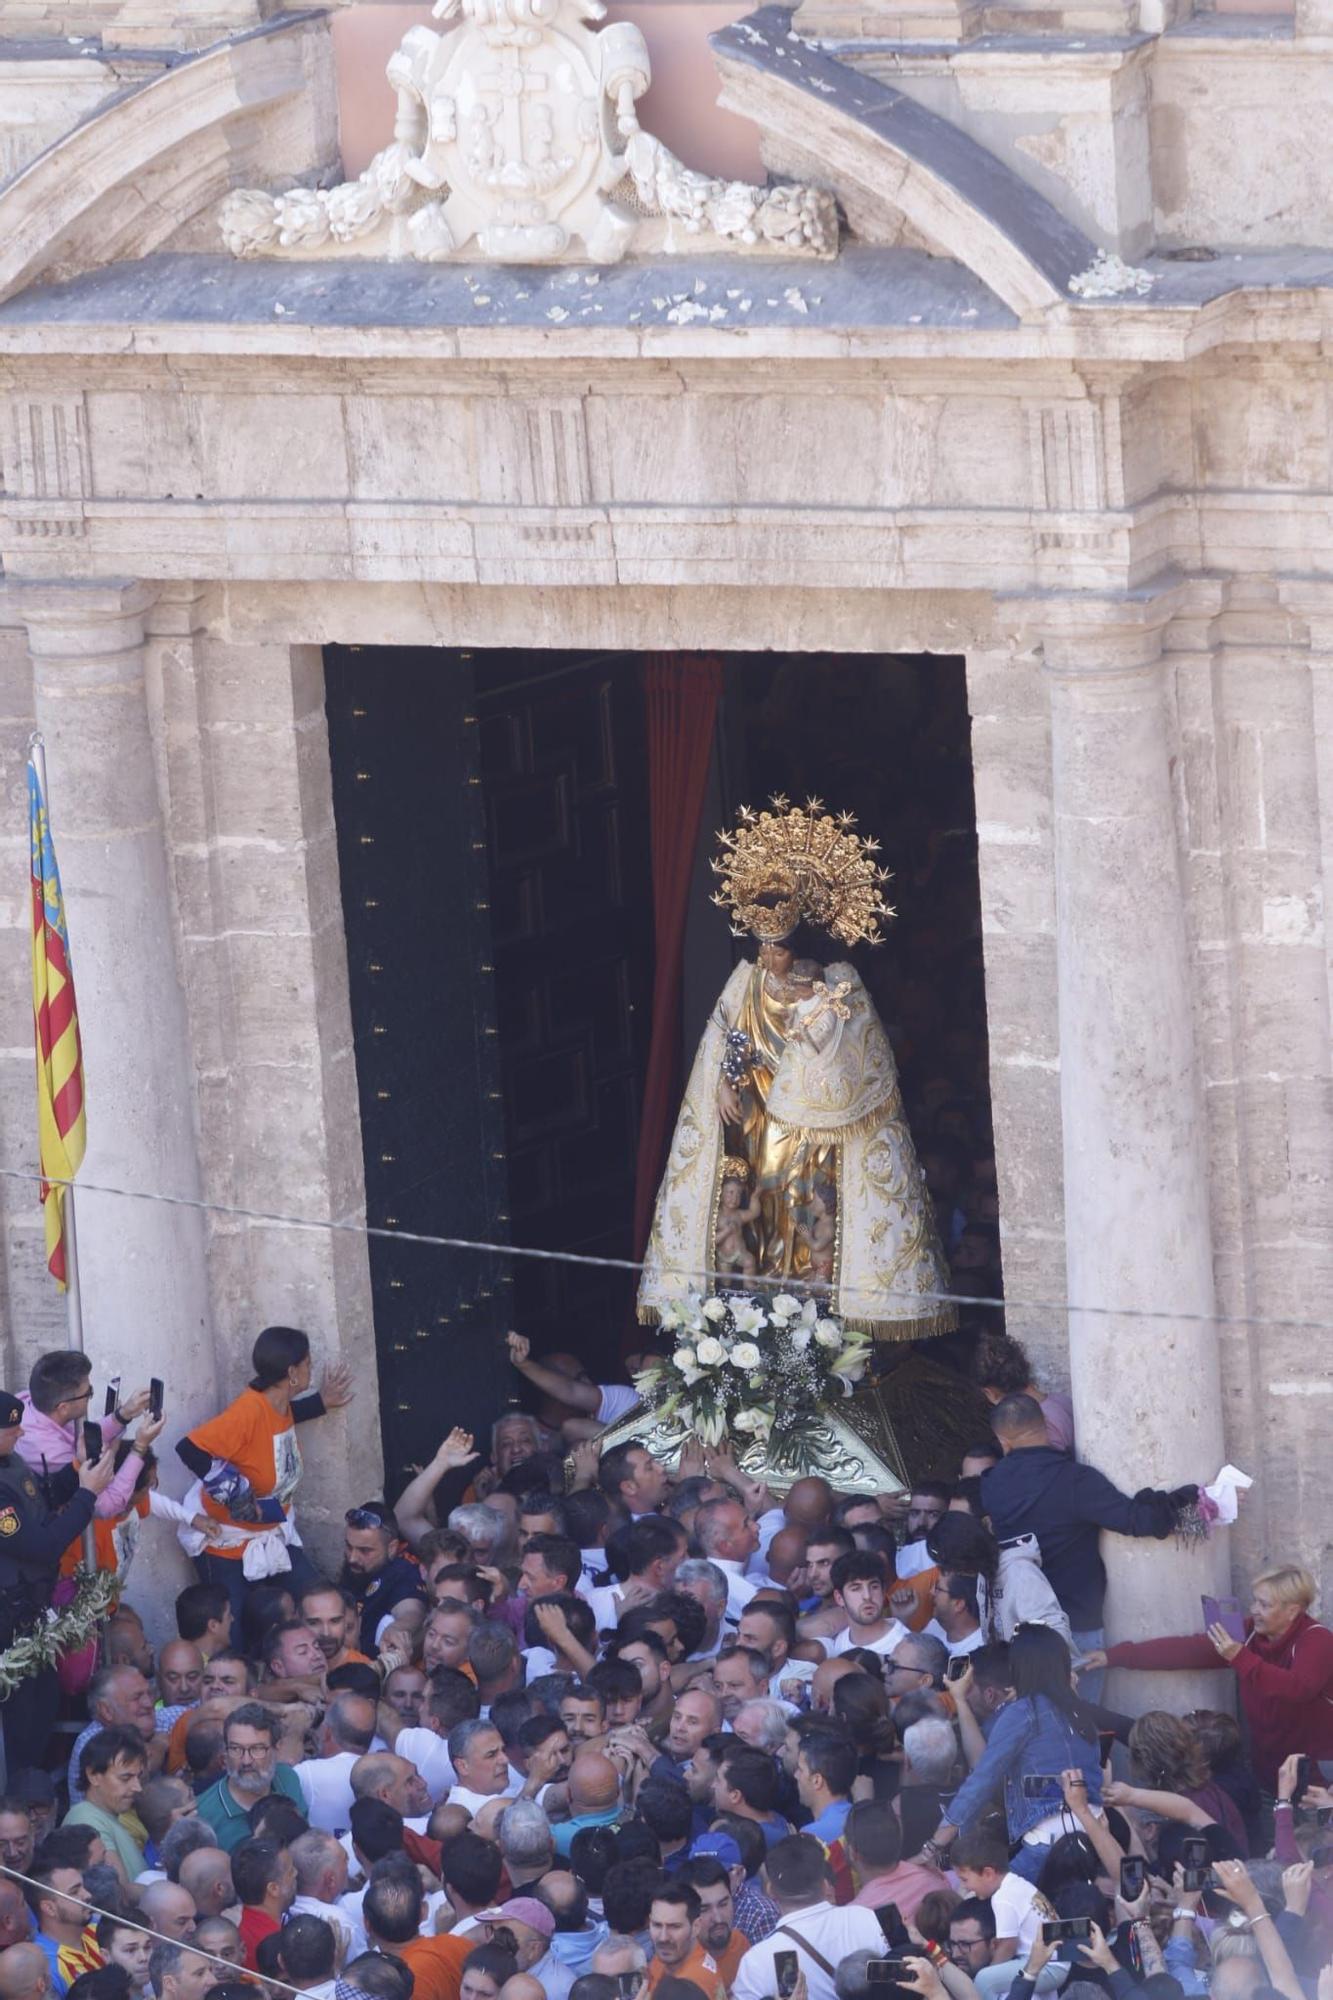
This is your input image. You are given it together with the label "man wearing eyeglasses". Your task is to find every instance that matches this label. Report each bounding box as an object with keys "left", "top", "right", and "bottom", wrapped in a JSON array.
[
  {"left": 16, "top": 1351, "right": 156, "bottom": 1521},
  {"left": 195, "top": 1703, "right": 305, "bottom": 1853},
  {"left": 341, "top": 1502, "right": 429, "bottom": 1655}
]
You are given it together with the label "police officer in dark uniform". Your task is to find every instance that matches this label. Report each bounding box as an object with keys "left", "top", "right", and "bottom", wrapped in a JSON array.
[{"left": 0, "top": 1387, "right": 115, "bottom": 1775}]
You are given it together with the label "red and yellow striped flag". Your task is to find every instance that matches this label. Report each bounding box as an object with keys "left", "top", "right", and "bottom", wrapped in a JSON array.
[{"left": 29, "top": 751, "right": 86, "bottom": 1288}]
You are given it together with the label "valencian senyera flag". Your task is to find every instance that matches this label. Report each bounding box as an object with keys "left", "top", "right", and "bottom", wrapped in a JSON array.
[{"left": 29, "top": 751, "right": 86, "bottom": 1287}]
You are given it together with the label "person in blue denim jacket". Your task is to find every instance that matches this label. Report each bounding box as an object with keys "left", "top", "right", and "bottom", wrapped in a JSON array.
[{"left": 915, "top": 1626, "right": 1105, "bottom": 1871}]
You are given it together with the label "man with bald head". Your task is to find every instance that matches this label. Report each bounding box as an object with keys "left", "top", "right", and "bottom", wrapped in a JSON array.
[
  {"left": 498, "top": 1977, "right": 547, "bottom": 2000},
  {"left": 293, "top": 1692, "right": 378, "bottom": 1834},
  {"left": 659, "top": 1687, "right": 722, "bottom": 1780},
  {"left": 350, "top": 1751, "right": 431, "bottom": 1822},
  {"left": 155, "top": 1644, "right": 204, "bottom": 1740},
  {"left": 177, "top": 1848, "right": 234, "bottom": 1921},
  {"left": 811, "top": 1655, "right": 866, "bottom": 1714},
  {"left": 783, "top": 1479, "right": 833, "bottom": 1532},
  {"left": 0, "top": 1945, "right": 53, "bottom": 2000},
  {"left": 552, "top": 1753, "right": 622, "bottom": 1859},
  {"left": 138, "top": 1883, "right": 197, "bottom": 1944}
]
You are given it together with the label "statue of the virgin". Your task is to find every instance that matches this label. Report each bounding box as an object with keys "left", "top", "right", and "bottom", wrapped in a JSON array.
[
  {"left": 634, "top": 800, "right": 955, "bottom": 1487},
  {"left": 639, "top": 798, "right": 954, "bottom": 1339}
]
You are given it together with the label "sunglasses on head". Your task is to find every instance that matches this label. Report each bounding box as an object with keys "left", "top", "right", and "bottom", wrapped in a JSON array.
[{"left": 346, "top": 1506, "right": 392, "bottom": 1530}]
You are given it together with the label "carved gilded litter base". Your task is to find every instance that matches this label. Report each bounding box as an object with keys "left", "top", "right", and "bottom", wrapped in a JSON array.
[{"left": 583, "top": 1376, "right": 907, "bottom": 1497}]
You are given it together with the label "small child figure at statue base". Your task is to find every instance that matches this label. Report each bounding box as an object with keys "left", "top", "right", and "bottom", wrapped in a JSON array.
[
  {"left": 715, "top": 1159, "right": 761, "bottom": 1279},
  {"left": 802, "top": 1181, "right": 836, "bottom": 1284}
]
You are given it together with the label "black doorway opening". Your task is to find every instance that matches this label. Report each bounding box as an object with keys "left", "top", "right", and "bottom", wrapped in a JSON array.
[{"left": 325, "top": 647, "right": 1001, "bottom": 1493}]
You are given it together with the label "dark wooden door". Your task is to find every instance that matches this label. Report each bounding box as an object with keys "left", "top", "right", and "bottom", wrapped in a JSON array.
[{"left": 475, "top": 652, "right": 654, "bottom": 1376}]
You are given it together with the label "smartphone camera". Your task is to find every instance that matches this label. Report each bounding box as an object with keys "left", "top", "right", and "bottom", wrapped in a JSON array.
[
  {"left": 149, "top": 1377, "right": 165, "bottom": 1421},
  {"left": 775, "top": 1952, "right": 801, "bottom": 1999},
  {"left": 104, "top": 1377, "right": 121, "bottom": 1418},
  {"left": 866, "top": 1960, "right": 913, "bottom": 1994},
  {"left": 82, "top": 1419, "right": 104, "bottom": 1465},
  {"left": 945, "top": 1656, "right": 969, "bottom": 1683},
  {"left": 1120, "top": 1859, "right": 1146, "bottom": 1901},
  {"left": 1181, "top": 1835, "right": 1210, "bottom": 1893},
  {"left": 1042, "top": 1920, "right": 1092, "bottom": 1944},
  {"left": 1021, "top": 1773, "right": 1062, "bottom": 1800}
]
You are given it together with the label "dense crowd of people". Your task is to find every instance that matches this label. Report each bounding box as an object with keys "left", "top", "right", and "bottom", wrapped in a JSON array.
[{"left": 0, "top": 1324, "right": 1330, "bottom": 2000}]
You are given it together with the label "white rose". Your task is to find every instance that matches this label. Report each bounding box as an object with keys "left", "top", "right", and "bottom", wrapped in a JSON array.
[
  {"left": 695, "top": 1336, "right": 726, "bottom": 1367},
  {"left": 674, "top": 1346, "right": 697, "bottom": 1370},
  {"left": 771, "top": 1293, "right": 802, "bottom": 1321},
  {"left": 731, "top": 1342, "right": 762, "bottom": 1370},
  {"left": 814, "top": 1321, "right": 841, "bottom": 1348},
  {"left": 702, "top": 1298, "right": 728, "bottom": 1322}
]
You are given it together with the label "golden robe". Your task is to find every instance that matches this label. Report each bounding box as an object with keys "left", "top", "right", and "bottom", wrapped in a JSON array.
[{"left": 638, "top": 959, "right": 956, "bottom": 1339}]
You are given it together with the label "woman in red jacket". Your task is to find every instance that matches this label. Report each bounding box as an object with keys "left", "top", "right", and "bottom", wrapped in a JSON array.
[{"left": 1083, "top": 1564, "right": 1333, "bottom": 1789}]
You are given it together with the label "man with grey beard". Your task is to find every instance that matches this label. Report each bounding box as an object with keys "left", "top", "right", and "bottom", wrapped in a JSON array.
[{"left": 196, "top": 1703, "right": 305, "bottom": 1853}]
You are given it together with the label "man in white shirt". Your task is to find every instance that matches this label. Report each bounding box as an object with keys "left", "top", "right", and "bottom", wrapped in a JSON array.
[
  {"left": 895, "top": 1484, "right": 953, "bottom": 1580},
  {"left": 735, "top": 1602, "right": 818, "bottom": 1704},
  {"left": 288, "top": 1829, "right": 366, "bottom": 1961},
  {"left": 730, "top": 1833, "right": 883, "bottom": 2000},
  {"left": 381, "top": 1665, "right": 481, "bottom": 1804},
  {"left": 826, "top": 1553, "right": 910, "bottom": 1660},
  {"left": 293, "top": 1694, "right": 377, "bottom": 1835},
  {"left": 695, "top": 1499, "right": 760, "bottom": 1622},
  {"left": 932, "top": 1573, "right": 985, "bottom": 1658},
  {"left": 445, "top": 1719, "right": 515, "bottom": 1816},
  {"left": 504, "top": 1331, "right": 646, "bottom": 1440}
]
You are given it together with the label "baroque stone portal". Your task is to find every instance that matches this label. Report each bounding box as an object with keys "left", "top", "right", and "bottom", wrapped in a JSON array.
[{"left": 220, "top": 0, "right": 839, "bottom": 266}]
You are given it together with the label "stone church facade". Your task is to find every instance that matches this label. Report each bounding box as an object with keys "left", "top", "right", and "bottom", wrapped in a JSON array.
[{"left": 0, "top": 0, "right": 1327, "bottom": 1647}]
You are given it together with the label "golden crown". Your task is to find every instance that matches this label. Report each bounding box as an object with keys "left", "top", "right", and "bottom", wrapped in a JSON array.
[
  {"left": 710, "top": 796, "right": 894, "bottom": 947},
  {"left": 719, "top": 1156, "right": 753, "bottom": 1183}
]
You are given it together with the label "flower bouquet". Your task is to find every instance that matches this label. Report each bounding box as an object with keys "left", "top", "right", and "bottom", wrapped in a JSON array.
[{"left": 632, "top": 1291, "right": 873, "bottom": 1461}]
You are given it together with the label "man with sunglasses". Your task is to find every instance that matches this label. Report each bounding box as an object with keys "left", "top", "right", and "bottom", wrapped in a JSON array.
[{"left": 341, "top": 1502, "right": 429, "bottom": 1655}]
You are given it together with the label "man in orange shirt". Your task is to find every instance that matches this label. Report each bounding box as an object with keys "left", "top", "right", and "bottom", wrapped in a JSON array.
[
  {"left": 679, "top": 1858, "right": 748, "bottom": 1990},
  {"left": 364, "top": 1867, "right": 471, "bottom": 2000},
  {"left": 645, "top": 1883, "right": 721, "bottom": 1997}
]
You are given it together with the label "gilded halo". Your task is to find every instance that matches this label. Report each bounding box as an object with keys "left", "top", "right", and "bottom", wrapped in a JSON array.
[{"left": 710, "top": 795, "right": 894, "bottom": 947}]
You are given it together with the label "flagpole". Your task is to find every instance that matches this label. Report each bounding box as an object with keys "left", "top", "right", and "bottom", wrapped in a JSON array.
[{"left": 28, "top": 732, "right": 94, "bottom": 1568}]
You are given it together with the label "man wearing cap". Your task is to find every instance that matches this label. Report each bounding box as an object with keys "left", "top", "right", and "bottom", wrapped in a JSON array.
[
  {"left": 341, "top": 1504, "right": 429, "bottom": 1655},
  {"left": 0, "top": 1389, "right": 115, "bottom": 1771},
  {"left": 477, "top": 1900, "right": 573, "bottom": 2000}
]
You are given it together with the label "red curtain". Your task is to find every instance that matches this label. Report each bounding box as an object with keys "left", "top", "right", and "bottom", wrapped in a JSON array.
[{"left": 631, "top": 653, "right": 724, "bottom": 1261}]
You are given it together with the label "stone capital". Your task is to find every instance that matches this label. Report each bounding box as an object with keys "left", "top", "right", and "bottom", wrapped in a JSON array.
[
  {"left": 1275, "top": 575, "right": 1333, "bottom": 656},
  {"left": 17, "top": 578, "right": 158, "bottom": 662},
  {"left": 999, "top": 574, "right": 1209, "bottom": 681}
]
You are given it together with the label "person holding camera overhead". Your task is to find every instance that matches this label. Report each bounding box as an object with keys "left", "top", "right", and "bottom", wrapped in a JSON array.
[{"left": 177, "top": 1325, "right": 355, "bottom": 1622}]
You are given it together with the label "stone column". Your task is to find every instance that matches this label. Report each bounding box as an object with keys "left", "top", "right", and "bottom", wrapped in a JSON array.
[
  {"left": 1039, "top": 593, "right": 1230, "bottom": 1706},
  {"left": 19, "top": 579, "right": 217, "bottom": 1617}
]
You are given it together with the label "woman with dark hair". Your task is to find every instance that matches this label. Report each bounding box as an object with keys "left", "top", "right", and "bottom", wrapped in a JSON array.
[
  {"left": 917, "top": 1626, "right": 1103, "bottom": 1872},
  {"left": 459, "top": 1944, "right": 519, "bottom": 2000},
  {"left": 926, "top": 1512, "right": 1070, "bottom": 1647},
  {"left": 832, "top": 1672, "right": 899, "bottom": 1801},
  {"left": 176, "top": 1326, "right": 354, "bottom": 1620}
]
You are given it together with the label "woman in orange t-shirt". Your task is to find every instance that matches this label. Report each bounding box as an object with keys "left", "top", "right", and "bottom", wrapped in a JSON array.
[{"left": 176, "top": 1324, "right": 354, "bottom": 1621}]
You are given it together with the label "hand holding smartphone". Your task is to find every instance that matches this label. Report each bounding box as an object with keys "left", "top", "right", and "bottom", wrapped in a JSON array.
[
  {"left": 1181, "top": 1834, "right": 1210, "bottom": 1891},
  {"left": 774, "top": 1952, "right": 801, "bottom": 1999},
  {"left": 149, "top": 1377, "right": 165, "bottom": 1421},
  {"left": 82, "top": 1419, "right": 104, "bottom": 1465},
  {"left": 1201, "top": 1594, "right": 1245, "bottom": 1645},
  {"left": 1042, "top": 1919, "right": 1092, "bottom": 1944},
  {"left": 1120, "top": 1857, "right": 1147, "bottom": 1902}
]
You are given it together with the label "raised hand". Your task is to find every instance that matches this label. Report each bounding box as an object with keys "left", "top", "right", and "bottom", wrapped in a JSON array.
[
  {"left": 78, "top": 1449, "right": 117, "bottom": 1494},
  {"left": 321, "top": 1360, "right": 356, "bottom": 1410},
  {"left": 1078, "top": 1922, "right": 1119, "bottom": 1975},
  {"left": 507, "top": 1330, "right": 531, "bottom": 1368},
  {"left": 569, "top": 1440, "right": 600, "bottom": 1491},
  {"left": 133, "top": 1412, "right": 167, "bottom": 1452},
  {"left": 1282, "top": 1861, "right": 1313, "bottom": 1917},
  {"left": 435, "top": 1427, "right": 479, "bottom": 1471},
  {"left": 118, "top": 1387, "right": 152, "bottom": 1421}
]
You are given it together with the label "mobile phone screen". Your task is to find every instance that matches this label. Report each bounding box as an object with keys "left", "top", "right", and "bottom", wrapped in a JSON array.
[
  {"left": 82, "top": 1419, "right": 103, "bottom": 1465},
  {"left": 775, "top": 1953, "right": 800, "bottom": 1999},
  {"left": 104, "top": 1377, "right": 121, "bottom": 1417},
  {"left": 149, "top": 1378, "right": 164, "bottom": 1421},
  {"left": 1201, "top": 1594, "right": 1245, "bottom": 1645},
  {"left": 875, "top": 1905, "right": 904, "bottom": 1944},
  {"left": 1120, "top": 1858, "right": 1146, "bottom": 1901}
]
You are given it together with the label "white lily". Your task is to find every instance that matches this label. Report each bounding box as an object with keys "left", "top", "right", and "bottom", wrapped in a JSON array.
[
  {"left": 771, "top": 1293, "right": 802, "bottom": 1321},
  {"left": 731, "top": 1302, "right": 766, "bottom": 1335},
  {"left": 788, "top": 1323, "right": 814, "bottom": 1353},
  {"left": 813, "top": 1320, "right": 842, "bottom": 1348}
]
